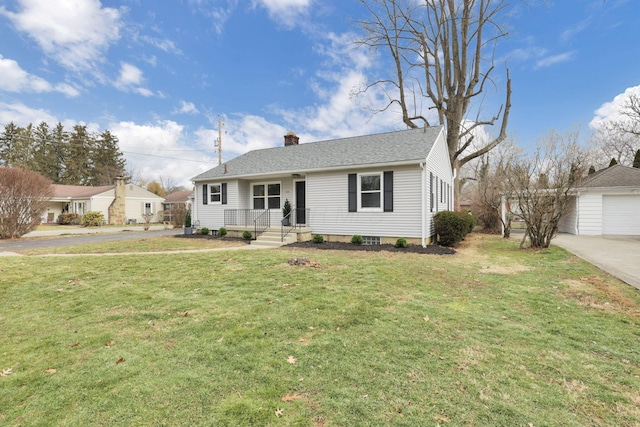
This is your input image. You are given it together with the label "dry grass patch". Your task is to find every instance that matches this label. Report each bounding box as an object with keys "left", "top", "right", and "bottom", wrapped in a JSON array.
[{"left": 562, "top": 275, "right": 640, "bottom": 317}]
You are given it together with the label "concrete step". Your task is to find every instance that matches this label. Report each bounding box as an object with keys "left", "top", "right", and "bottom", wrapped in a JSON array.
[{"left": 252, "top": 230, "right": 296, "bottom": 247}]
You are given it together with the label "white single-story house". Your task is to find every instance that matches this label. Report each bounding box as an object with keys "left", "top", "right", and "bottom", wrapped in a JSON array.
[
  {"left": 46, "top": 178, "right": 165, "bottom": 225},
  {"left": 190, "top": 126, "right": 454, "bottom": 246},
  {"left": 558, "top": 165, "right": 640, "bottom": 235}
]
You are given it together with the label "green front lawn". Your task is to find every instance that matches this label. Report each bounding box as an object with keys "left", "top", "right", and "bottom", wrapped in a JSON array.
[{"left": 0, "top": 235, "right": 638, "bottom": 426}]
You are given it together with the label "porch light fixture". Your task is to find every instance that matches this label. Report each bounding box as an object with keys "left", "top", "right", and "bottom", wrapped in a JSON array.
[{"left": 291, "top": 173, "right": 303, "bottom": 179}]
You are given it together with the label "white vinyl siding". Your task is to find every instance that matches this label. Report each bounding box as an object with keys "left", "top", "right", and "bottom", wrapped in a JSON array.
[
  {"left": 558, "top": 196, "right": 577, "bottom": 234},
  {"left": 424, "top": 129, "right": 454, "bottom": 237},
  {"left": 196, "top": 181, "right": 238, "bottom": 229},
  {"left": 307, "top": 166, "right": 422, "bottom": 238},
  {"left": 576, "top": 193, "right": 602, "bottom": 235}
]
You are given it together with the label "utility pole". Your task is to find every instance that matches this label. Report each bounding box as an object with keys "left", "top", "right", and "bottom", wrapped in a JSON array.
[{"left": 215, "top": 116, "right": 223, "bottom": 166}]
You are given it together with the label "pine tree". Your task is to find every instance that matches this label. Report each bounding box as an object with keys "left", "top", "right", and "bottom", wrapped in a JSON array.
[
  {"left": 633, "top": 149, "right": 640, "bottom": 168},
  {"left": 64, "top": 125, "right": 92, "bottom": 185},
  {"left": 92, "top": 130, "right": 126, "bottom": 185},
  {"left": 608, "top": 157, "right": 618, "bottom": 167},
  {"left": 588, "top": 165, "right": 596, "bottom": 175},
  {"left": 0, "top": 122, "right": 20, "bottom": 166}
]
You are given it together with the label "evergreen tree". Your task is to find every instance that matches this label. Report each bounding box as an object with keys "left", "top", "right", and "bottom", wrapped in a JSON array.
[
  {"left": 64, "top": 125, "right": 92, "bottom": 185},
  {"left": 588, "top": 165, "right": 596, "bottom": 175},
  {"left": 92, "top": 130, "right": 126, "bottom": 185},
  {"left": 634, "top": 149, "right": 640, "bottom": 168},
  {"left": 609, "top": 157, "right": 618, "bottom": 167},
  {"left": 50, "top": 123, "right": 69, "bottom": 184},
  {"left": 0, "top": 122, "right": 20, "bottom": 166}
]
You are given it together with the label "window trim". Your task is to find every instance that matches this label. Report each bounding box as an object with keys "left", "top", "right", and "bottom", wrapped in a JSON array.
[
  {"left": 209, "top": 184, "right": 222, "bottom": 204},
  {"left": 252, "top": 181, "right": 281, "bottom": 210},
  {"left": 357, "top": 172, "right": 383, "bottom": 212}
]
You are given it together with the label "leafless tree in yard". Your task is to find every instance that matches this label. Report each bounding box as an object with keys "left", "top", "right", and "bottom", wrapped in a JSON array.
[
  {"left": 0, "top": 167, "right": 54, "bottom": 239},
  {"left": 469, "top": 141, "right": 519, "bottom": 236},
  {"left": 590, "top": 93, "right": 640, "bottom": 168},
  {"left": 356, "top": 0, "right": 512, "bottom": 207},
  {"left": 505, "top": 130, "right": 587, "bottom": 249}
]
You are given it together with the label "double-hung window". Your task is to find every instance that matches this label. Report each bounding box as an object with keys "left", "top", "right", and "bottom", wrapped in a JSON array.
[
  {"left": 359, "top": 172, "right": 382, "bottom": 211},
  {"left": 253, "top": 183, "right": 281, "bottom": 210},
  {"left": 210, "top": 184, "right": 221, "bottom": 204}
]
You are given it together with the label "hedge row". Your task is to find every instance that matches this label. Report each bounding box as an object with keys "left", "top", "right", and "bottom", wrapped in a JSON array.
[{"left": 434, "top": 211, "right": 477, "bottom": 246}]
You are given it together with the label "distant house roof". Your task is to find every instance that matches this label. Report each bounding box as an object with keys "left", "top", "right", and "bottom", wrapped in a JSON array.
[
  {"left": 52, "top": 184, "right": 114, "bottom": 199},
  {"left": 581, "top": 165, "right": 640, "bottom": 189},
  {"left": 164, "top": 190, "right": 193, "bottom": 203},
  {"left": 192, "top": 126, "right": 444, "bottom": 181}
]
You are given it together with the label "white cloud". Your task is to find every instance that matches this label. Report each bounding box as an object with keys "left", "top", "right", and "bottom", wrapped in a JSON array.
[
  {"left": 111, "top": 120, "right": 211, "bottom": 187},
  {"left": 114, "top": 62, "right": 153, "bottom": 97},
  {"left": 0, "top": 54, "right": 80, "bottom": 97},
  {"left": 252, "top": 0, "right": 311, "bottom": 27},
  {"left": 0, "top": 0, "right": 122, "bottom": 72},
  {"left": 188, "top": 0, "right": 238, "bottom": 34},
  {"left": 140, "top": 35, "right": 182, "bottom": 55},
  {"left": 0, "top": 102, "right": 59, "bottom": 126},
  {"left": 174, "top": 101, "right": 200, "bottom": 115},
  {"left": 534, "top": 51, "right": 576, "bottom": 69},
  {"left": 590, "top": 85, "right": 640, "bottom": 129}
]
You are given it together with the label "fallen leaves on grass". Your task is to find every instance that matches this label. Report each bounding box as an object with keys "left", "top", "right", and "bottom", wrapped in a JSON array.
[
  {"left": 45, "top": 368, "right": 57, "bottom": 374},
  {"left": 287, "top": 356, "right": 298, "bottom": 364},
  {"left": 434, "top": 414, "right": 450, "bottom": 423},
  {"left": 71, "top": 342, "right": 80, "bottom": 347},
  {"left": 105, "top": 341, "right": 115, "bottom": 347},
  {"left": 281, "top": 393, "right": 303, "bottom": 402},
  {"left": 116, "top": 357, "right": 125, "bottom": 364},
  {"left": 1, "top": 368, "right": 12, "bottom": 377}
]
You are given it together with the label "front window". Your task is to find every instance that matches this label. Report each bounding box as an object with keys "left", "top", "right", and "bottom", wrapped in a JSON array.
[
  {"left": 359, "top": 173, "right": 382, "bottom": 211},
  {"left": 210, "top": 184, "right": 221, "bottom": 204},
  {"left": 144, "top": 203, "right": 152, "bottom": 215},
  {"left": 252, "top": 183, "right": 281, "bottom": 210}
]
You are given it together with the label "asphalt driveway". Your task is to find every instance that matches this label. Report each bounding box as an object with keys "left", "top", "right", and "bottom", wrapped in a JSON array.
[
  {"left": 0, "top": 227, "right": 182, "bottom": 254},
  {"left": 552, "top": 233, "right": 640, "bottom": 291}
]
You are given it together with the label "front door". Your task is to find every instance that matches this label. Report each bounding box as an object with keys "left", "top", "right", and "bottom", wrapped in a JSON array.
[{"left": 295, "top": 181, "right": 306, "bottom": 225}]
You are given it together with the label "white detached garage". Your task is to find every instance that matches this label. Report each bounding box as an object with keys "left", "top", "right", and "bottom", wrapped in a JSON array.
[{"left": 559, "top": 165, "right": 640, "bottom": 236}]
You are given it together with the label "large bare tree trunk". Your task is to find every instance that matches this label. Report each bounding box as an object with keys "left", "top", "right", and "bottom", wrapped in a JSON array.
[{"left": 357, "top": 0, "right": 512, "bottom": 209}]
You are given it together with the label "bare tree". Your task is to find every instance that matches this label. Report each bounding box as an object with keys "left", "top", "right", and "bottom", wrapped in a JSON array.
[
  {"left": 356, "top": 0, "right": 512, "bottom": 207},
  {"left": 590, "top": 93, "right": 640, "bottom": 167},
  {"left": 0, "top": 167, "right": 54, "bottom": 239},
  {"left": 470, "top": 141, "right": 518, "bottom": 236},
  {"left": 505, "top": 130, "right": 587, "bottom": 249}
]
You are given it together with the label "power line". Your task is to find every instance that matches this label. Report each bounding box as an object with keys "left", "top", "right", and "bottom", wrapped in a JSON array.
[{"left": 121, "top": 150, "right": 212, "bottom": 163}]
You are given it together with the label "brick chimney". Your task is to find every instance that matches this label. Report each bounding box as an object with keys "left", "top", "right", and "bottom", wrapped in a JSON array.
[{"left": 284, "top": 131, "right": 299, "bottom": 146}]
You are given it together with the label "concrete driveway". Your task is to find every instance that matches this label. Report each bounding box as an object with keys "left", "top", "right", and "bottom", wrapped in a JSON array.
[{"left": 552, "top": 233, "right": 640, "bottom": 291}]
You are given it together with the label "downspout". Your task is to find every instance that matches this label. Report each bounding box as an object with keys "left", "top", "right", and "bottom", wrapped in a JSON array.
[
  {"left": 420, "top": 162, "right": 426, "bottom": 248},
  {"left": 192, "top": 181, "right": 197, "bottom": 226},
  {"left": 452, "top": 167, "right": 457, "bottom": 211}
]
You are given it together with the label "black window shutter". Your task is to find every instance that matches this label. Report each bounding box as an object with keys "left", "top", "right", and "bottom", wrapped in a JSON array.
[
  {"left": 221, "top": 183, "right": 227, "bottom": 205},
  {"left": 348, "top": 173, "right": 357, "bottom": 212},
  {"left": 383, "top": 171, "right": 393, "bottom": 212},
  {"left": 430, "top": 172, "right": 434, "bottom": 212},
  {"left": 202, "top": 184, "right": 208, "bottom": 205}
]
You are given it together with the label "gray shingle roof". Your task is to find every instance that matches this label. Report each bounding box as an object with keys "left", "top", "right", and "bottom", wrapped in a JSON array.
[
  {"left": 580, "top": 165, "right": 640, "bottom": 188},
  {"left": 191, "top": 126, "right": 444, "bottom": 181}
]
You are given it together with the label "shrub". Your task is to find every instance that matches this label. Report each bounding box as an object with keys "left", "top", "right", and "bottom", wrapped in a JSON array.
[
  {"left": 434, "top": 211, "right": 468, "bottom": 246},
  {"left": 242, "top": 230, "right": 252, "bottom": 240},
  {"left": 395, "top": 237, "right": 407, "bottom": 248},
  {"left": 351, "top": 234, "right": 364, "bottom": 245},
  {"left": 458, "top": 210, "right": 478, "bottom": 234},
  {"left": 218, "top": 227, "right": 227, "bottom": 237},
  {"left": 312, "top": 234, "right": 324, "bottom": 243},
  {"left": 200, "top": 227, "right": 210, "bottom": 235},
  {"left": 82, "top": 211, "right": 104, "bottom": 227},
  {"left": 0, "top": 167, "right": 54, "bottom": 238},
  {"left": 184, "top": 209, "right": 192, "bottom": 228},
  {"left": 57, "top": 213, "right": 81, "bottom": 225},
  {"left": 169, "top": 203, "right": 186, "bottom": 228}
]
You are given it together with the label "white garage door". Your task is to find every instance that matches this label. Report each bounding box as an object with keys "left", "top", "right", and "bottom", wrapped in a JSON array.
[{"left": 602, "top": 195, "right": 640, "bottom": 235}]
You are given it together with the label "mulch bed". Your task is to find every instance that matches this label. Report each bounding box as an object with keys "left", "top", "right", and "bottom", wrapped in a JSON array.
[
  {"left": 285, "top": 241, "right": 455, "bottom": 255},
  {"left": 175, "top": 234, "right": 250, "bottom": 244}
]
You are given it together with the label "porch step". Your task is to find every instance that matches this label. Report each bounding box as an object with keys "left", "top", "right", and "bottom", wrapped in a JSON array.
[{"left": 251, "top": 230, "right": 297, "bottom": 248}]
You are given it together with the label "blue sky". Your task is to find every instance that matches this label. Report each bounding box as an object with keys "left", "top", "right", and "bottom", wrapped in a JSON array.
[{"left": 1, "top": 0, "right": 639, "bottom": 186}]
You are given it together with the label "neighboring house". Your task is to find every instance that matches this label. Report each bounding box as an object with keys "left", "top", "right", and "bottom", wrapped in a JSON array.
[
  {"left": 162, "top": 190, "right": 194, "bottom": 222},
  {"left": 191, "top": 126, "right": 453, "bottom": 246},
  {"left": 558, "top": 165, "right": 640, "bottom": 235},
  {"left": 46, "top": 177, "right": 165, "bottom": 224}
]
